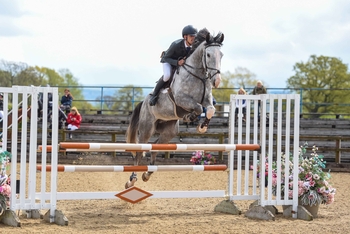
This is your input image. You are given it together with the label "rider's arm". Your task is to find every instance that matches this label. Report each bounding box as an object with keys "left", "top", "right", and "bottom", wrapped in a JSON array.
[{"left": 161, "top": 39, "right": 184, "bottom": 66}]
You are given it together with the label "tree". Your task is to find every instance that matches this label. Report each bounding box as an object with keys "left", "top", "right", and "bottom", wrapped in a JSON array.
[
  {"left": 0, "top": 60, "right": 29, "bottom": 86},
  {"left": 0, "top": 70, "right": 12, "bottom": 87},
  {"left": 16, "top": 67, "right": 42, "bottom": 86},
  {"left": 213, "top": 67, "right": 261, "bottom": 103},
  {"left": 35, "top": 66, "right": 64, "bottom": 86},
  {"left": 231, "top": 67, "right": 259, "bottom": 90},
  {"left": 112, "top": 85, "right": 144, "bottom": 112},
  {"left": 287, "top": 55, "right": 350, "bottom": 117},
  {"left": 95, "top": 95, "right": 117, "bottom": 110}
]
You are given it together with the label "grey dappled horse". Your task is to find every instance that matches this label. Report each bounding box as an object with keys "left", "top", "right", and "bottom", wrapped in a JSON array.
[{"left": 125, "top": 29, "right": 224, "bottom": 188}]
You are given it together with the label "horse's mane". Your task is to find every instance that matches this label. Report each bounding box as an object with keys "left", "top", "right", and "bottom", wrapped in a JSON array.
[{"left": 191, "top": 28, "right": 224, "bottom": 53}]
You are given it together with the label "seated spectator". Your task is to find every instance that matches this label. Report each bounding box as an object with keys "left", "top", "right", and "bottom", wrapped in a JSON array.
[
  {"left": 66, "top": 106, "right": 82, "bottom": 139},
  {"left": 61, "top": 89, "right": 74, "bottom": 114},
  {"left": 235, "top": 88, "right": 247, "bottom": 122}
]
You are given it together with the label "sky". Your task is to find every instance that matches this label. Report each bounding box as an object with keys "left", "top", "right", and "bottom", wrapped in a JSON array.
[{"left": 1, "top": 0, "right": 350, "bottom": 88}]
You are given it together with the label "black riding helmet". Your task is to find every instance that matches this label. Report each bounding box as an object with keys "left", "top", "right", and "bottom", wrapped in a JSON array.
[{"left": 182, "top": 25, "right": 198, "bottom": 37}]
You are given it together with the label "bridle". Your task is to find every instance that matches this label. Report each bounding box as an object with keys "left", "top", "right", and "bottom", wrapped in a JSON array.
[{"left": 182, "top": 43, "right": 221, "bottom": 104}]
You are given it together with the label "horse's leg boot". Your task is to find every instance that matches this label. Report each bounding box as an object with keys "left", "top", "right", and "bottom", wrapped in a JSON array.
[{"left": 149, "top": 78, "right": 165, "bottom": 106}]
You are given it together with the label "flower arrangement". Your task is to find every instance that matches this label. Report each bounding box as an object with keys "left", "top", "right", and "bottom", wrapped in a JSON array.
[
  {"left": 190, "top": 151, "right": 216, "bottom": 165},
  {"left": 0, "top": 148, "right": 12, "bottom": 214},
  {"left": 254, "top": 143, "right": 336, "bottom": 206}
]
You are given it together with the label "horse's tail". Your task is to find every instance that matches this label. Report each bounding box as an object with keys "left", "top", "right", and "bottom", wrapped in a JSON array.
[{"left": 126, "top": 101, "right": 143, "bottom": 144}]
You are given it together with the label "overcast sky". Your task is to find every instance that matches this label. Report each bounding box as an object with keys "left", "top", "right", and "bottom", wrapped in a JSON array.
[{"left": 1, "top": 0, "right": 350, "bottom": 88}]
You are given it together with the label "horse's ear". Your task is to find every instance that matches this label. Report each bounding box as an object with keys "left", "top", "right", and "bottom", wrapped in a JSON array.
[
  {"left": 205, "top": 33, "right": 211, "bottom": 43},
  {"left": 219, "top": 33, "right": 224, "bottom": 43},
  {"left": 214, "top": 32, "right": 224, "bottom": 44}
]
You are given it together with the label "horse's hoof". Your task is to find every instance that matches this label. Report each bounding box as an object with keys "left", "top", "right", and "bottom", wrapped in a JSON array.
[
  {"left": 125, "top": 178, "right": 137, "bottom": 189},
  {"left": 196, "top": 124, "right": 207, "bottom": 133},
  {"left": 125, "top": 182, "right": 131, "bottom": 189},
  {"left": 125, "top": 182, "right": 132, "bottom": 189},
  {"left": 142, "top": 172, "right": 150, "bottom": 182}
]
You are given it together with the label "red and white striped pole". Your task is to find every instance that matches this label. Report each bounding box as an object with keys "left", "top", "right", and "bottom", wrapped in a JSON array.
[
  {"left": 58, "top": 142, "right": 260, "bottom": 152},
  {"left": 37, "top": 164, "right": 228, "bottom": 172}
]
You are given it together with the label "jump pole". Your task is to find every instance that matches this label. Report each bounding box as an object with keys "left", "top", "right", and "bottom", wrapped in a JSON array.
[
  {"left": 58, "top": 142, "right": 260, "bottom": 152},
  {"left": 37, "top": 164, "right": 228, "bottom": 172}
]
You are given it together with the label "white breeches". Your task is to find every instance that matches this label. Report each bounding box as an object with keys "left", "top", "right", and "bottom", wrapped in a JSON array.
[
  {"left": 67, "top": 124, "right": 79, "bottom": 131},
  {"left": 162, "top": 63, "right": 172, "bottom": 82}
]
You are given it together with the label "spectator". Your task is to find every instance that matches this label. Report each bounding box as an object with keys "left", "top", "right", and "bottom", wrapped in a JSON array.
[
  {"left": 66, "top": 106, "right": 82, "bottom": 139},
  {"left": 252, "top": 80, "right": 267, "bottom": 95},
  {"left": 235, "top": 88, "right": 247, "bottom": 122},
  {"left": 252, "top": 80, "right": 267, "bottom": 121},
  {"left": 0, "top": 93, "right": 3, "bottom": 119},
  {"left": 61, "top": 89, "right": 74, "bottom": 114}
]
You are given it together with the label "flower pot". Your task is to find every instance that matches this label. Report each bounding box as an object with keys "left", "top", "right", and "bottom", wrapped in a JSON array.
[
  {"left": 300, "top": 203, "right": 320, "bottom": 218},
  {"left": 0, "top": 200, "right": 5, "bottom": 218},
  {"left": 282, "top": 199, "right": 320, "bottom": 218}
]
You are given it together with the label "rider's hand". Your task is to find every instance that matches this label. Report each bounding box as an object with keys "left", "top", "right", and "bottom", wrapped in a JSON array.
[{"left": 178, "top": 59, "right": 185, "bottom": 66}]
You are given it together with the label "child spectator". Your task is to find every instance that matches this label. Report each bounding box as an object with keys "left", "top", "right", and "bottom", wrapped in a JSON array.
[{"left": 66, "top": 106, "right": 82, "bottom": 139}]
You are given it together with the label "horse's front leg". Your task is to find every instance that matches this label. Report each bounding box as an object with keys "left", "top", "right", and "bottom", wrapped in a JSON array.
[
  {"left": 197, "top": 105, "right": 215, "bottom": 133},
  {"left": 182, "top": 103, "right": 203, "bottom": 122},
  {"left": 125, "top": 151, "right": 144, "bottom": 189}
]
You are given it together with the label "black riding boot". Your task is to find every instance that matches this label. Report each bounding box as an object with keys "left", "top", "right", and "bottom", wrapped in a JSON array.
[{"left": 149, "top": 78, "right": 165, "bottom": 106}]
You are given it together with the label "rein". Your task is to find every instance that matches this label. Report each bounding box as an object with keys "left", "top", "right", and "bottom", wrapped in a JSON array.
[{"left": 182, "top": 43, "right": 221, "bottom": 104}]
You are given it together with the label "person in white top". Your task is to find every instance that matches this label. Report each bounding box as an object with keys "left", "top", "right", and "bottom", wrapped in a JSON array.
[{"left": 235, "top": 88, "right": 247, "bottom": 122}]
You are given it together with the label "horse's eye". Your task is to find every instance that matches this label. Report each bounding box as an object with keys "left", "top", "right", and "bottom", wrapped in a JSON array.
[{"left": 207, "top": 53, "right": 210, "bottom": 58}]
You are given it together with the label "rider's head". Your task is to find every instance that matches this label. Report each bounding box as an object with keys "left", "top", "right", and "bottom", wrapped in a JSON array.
[{"left": 182, "top": 25, "right": 197, "bottom": 46}]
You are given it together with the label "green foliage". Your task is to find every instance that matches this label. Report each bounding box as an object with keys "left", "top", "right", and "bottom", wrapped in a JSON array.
[
  {"left": 287, "top": 55, "right": 350, "bottom": 117},
  {"left": 58, "top": 69, "right": 90, "bottom": 111},
  {"left": 0, "top": 59, "right": 92, "bottom": 112},
  {"left": 214, "top": 67, "right": 262, "bottom": 103},
  {"left": 231, "top": 67, "right": 260, "bottom": 90},
  {"left": 112, "top": 85, "right": 143, "bottom": 112}
]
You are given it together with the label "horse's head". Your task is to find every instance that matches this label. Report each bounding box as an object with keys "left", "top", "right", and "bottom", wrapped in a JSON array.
[
  {"left": 203, "top": 32, "right": 224, "bottom": 88},
  {"left": 188, "top": 29, "right": 224, "bottom": 89}
]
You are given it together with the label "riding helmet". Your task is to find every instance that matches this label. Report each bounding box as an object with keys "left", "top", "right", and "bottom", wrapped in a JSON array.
[{"left": 182, "top": 25, "right": 198, "bottom": 37}]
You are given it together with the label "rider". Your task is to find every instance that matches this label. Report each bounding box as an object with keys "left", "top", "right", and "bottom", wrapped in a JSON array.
[{"left": 149, "top": 25, "right": 198, "bottom": 106}]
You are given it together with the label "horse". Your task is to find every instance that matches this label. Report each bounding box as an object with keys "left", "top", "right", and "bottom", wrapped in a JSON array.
[{"left": 125, "top": 28, "right": 224, "bottom": 188}]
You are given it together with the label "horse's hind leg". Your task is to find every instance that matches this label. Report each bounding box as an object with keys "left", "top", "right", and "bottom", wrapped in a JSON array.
[
  {"left": 142, "top": 120, "right": 179, "bottom": 182},
  {"left": 125, "top": 119, "right": 155, "bottom": 189},
  {"left": 125, "top": 151, "right": 145, "bottom": 189}
]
